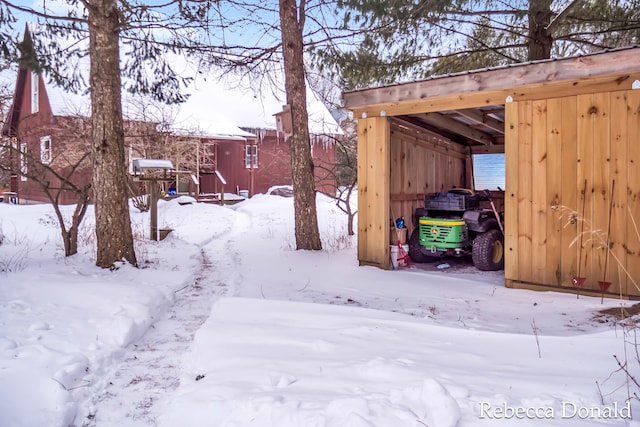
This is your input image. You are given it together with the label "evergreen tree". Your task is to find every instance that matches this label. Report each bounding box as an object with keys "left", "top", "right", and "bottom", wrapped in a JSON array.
[{"left": 319, "top": 0, "right": 640, "bottom": 88}]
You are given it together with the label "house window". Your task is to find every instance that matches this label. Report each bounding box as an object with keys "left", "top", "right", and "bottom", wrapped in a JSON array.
[
  {"left": 40, "top": 135, "right": 51, "bottom": 164},
  {"left": 20, "top": 142, "right": 27, "bottom": 181},
  {"left": 473, "top": 153, "right": 505, "bottom": 191},
  {"left": 245, "top": 144, "right": 258, "bottom": 168},
  {"left": 31, "top": 71, "right": 39, "bottom": 114}
]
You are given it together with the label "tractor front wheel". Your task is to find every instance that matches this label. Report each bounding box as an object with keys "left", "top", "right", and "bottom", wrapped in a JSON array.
[
  {"left": 408, "top": 227, "right": 441, "bottom": 263},
  {"left": 472, "top": 229, "right": 504, "bottom": 271}
]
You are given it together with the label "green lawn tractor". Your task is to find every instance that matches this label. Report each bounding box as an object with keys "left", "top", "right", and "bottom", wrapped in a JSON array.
[{"left": 408, "top": 189, "right": 504, "bottom": 271}]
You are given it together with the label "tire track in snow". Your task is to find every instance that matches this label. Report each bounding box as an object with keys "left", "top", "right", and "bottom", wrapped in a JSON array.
[{"left": 75, "top": 247, "right": 231, "bottom": 427}]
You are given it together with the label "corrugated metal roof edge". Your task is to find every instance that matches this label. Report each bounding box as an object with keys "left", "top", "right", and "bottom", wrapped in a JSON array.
[{"left": 344, "top": 45, "right": 640, "bottom": 95}]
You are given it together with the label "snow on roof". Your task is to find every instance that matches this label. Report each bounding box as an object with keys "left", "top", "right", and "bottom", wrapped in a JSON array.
[
  {"left": 305, "top": 85, "right": 343, "bottom": 136},
  {"left": 133, "top": 158, "right": 174, "bottom": 170}
]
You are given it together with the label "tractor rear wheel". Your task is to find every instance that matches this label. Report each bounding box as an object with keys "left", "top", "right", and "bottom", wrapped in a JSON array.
[{"left": 472, "top": 229, "right": 504, "bottom": 271}]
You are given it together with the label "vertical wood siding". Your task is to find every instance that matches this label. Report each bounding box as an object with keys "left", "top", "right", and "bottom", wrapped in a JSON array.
[
  {"left": 627, "top": 91, "right": 640, "bottom": 294},
  {"left": 506, "top": 89, "right": 640, "bottom": 297},
  {"left": 357, "top": 117, "right": 390, "bottom": 268}
]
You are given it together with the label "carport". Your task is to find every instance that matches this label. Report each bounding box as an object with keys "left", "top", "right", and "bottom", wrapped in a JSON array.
[{"left": 342, "top": 47, "right": 640, "bottom": 298}]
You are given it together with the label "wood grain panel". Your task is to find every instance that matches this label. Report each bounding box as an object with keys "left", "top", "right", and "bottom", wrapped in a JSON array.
[
  {"left": 357, "top": 118, "right": 370, "bottom": 263},
  {"left": 504, "top": 101, "right": 519, "bottom": 281},
  {"left": 546, "top": 97, "right": 563, "bottom": 286},
  {"left": 626, "top": 90, "right": 640, "bottom": 294},
  {"left": 357, "top": 117, "right": 390, "bottom": 268},
  {"left": 518, "top": 101, "right": 533, "bottom": 282},
  {"left": 531, "top": 100, "right": 548, "bottom": 284},
  {"left": 592, "top": 93, "right": 611, "bottom": 290},
  {"left": 609, "top": 91, "right": 628, "bottom": 294},
  {"left": 560, "top": 97, "right": 578, "bottom": 287},
  {"left": 576, "top": 94, "right": 594, "bottom": 289}
]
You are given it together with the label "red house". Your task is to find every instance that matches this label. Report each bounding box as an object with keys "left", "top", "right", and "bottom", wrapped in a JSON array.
[{"left": 1, "top": 30, "right": 340, "bottom": 204}]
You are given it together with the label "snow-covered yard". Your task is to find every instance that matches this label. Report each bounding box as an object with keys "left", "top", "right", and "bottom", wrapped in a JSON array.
[{"left": 0, "top": 192, "right": 638, "bottom": 427}]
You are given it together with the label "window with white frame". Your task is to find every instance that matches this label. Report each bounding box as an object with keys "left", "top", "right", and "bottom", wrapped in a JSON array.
[
  {"left": 40, "top": 135, "right": 51, "bottom": 164},
  {"left": 472, "top": 153, "right": 505, "bottom": 191},
  {"left": 245, "top": 144, "right": 258, "bottom": 168},
  {"left": 31, "top": 71, "right": 39, "bottom": 114},
  {"left": 20, "top": 142, "right": 27, "bottom": 181}
]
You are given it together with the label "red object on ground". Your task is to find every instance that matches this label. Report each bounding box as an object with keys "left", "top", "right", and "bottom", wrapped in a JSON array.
[{"left": 397, "top": 241, "right": 412, "bottom": 267}]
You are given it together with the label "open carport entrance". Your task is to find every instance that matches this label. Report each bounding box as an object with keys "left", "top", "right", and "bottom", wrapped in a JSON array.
[
  {"left": 356, "top": 108, "right": 507, "bottom": 273},
  {"left": 343, "top": 47, "right": 640, "bottom": 299}
]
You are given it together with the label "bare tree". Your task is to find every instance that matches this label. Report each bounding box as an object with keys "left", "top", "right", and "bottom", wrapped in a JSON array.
[
  {"left": 0, "top": 136, "right": 91, "bottom": 256},
  {"left": 314, "top": 122, "right": 357, "bottom": 236}
]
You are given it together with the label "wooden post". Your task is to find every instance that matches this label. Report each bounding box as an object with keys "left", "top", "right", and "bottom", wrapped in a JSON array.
[
  {"left": 504, "top": 100, "right": 519, "bottom": 284},
  {"left": 357, "top": 116, "right": 390, "bottom": 269},
  {"left": 150, "top": 181, "right": 158, "bottom": 241}
]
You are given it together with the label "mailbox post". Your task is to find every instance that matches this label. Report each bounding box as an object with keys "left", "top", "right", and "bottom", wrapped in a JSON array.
[{"left": 132, "top": 159, "right": 175, "bottom": 241}]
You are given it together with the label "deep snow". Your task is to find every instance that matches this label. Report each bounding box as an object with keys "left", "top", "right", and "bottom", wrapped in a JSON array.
[{"left": 0, "top": 192, "right": 639, "bottom": 427}]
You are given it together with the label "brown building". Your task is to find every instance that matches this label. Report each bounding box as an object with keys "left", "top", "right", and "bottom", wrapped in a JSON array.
[{"left": 1, "top": 34, "right": 340, "bottom": 204}]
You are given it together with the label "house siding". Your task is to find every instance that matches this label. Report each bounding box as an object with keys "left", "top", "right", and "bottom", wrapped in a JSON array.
[
  {"left": 5, "top": 69, "right": 92, "bottom": 204},
  {"left": 217, "top": 130, "right": 337, "bottom": 197},
  {"left": 3, "top": 71, "right": 338, "bottom": 204}
]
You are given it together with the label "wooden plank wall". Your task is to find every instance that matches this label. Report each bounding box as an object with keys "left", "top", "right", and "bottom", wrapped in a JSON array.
[
  {"left": 357, "top": 117, "right": 390, "bottom": 269},
  {"left": 389, "top": 119, "right": 468, "bottom": 244},
  {"left": 505, "top": 89, "right": 640, "bottom": 297},
  {"left": 504, "top": 102, "right": 519, "bottom": 283},
  {"left": 628, "top": 91, "right": 640, "bottom": 295}
]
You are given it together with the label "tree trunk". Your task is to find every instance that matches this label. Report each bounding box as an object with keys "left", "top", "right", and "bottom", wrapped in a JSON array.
[
  {"left": 527, "top": 0, "right": 554, "bottom": 60},
  {"left": 87, "top": 0, "right": 138, "bottom": 267},
  {"left": 66, "top": 186, "right": 90, "bottom": 256},
  {"left": 346, "top": 184, "right": 355, "bottom": 236},
  {"left": 279, "top": 0, "right": 322, "bottom": 250}
]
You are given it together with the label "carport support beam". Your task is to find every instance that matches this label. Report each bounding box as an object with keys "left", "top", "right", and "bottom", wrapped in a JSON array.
[
  {"left": 357, "top": 117, "right": 390, "bottom": 269},
  {"left": 150, "top": 182, "right": 158, "bottom": 241}
]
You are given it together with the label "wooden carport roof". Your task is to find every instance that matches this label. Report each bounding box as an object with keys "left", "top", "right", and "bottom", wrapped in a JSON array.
[{"left": 343, "top": 46, "right": 640, "bottom": 152}]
